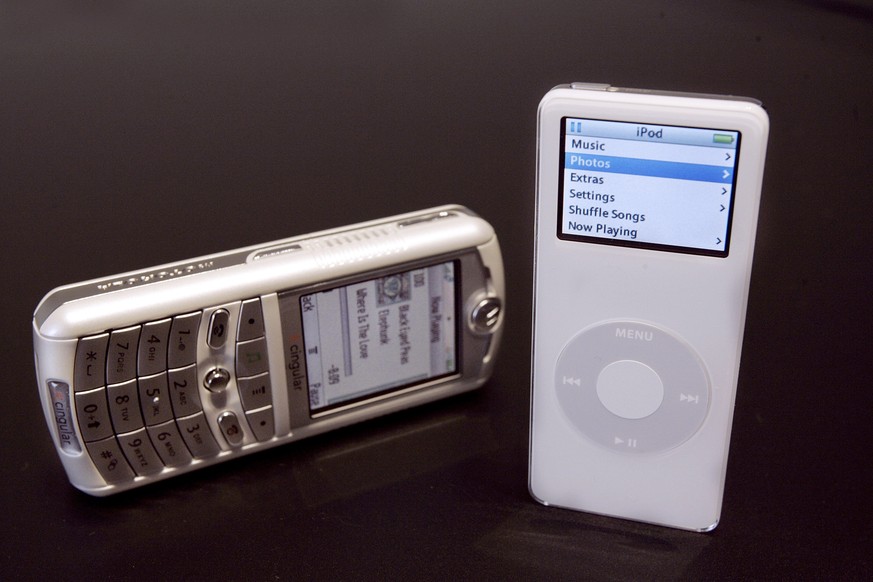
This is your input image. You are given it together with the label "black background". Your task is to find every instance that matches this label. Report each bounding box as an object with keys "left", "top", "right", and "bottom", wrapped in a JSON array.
[{"left": 2, "top": 1, "right": 871, "bottom": 579}]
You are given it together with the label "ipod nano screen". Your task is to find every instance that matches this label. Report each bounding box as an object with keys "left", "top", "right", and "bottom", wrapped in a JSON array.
[
  {"left": 558, "top": 117, "right": 741, "bottom": 256},
  {"left": 293, "top": 261, "right": 458, "bottom": 413}
]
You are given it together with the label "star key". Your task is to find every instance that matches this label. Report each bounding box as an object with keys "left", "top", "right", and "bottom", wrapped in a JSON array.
[{"left": 74, "top": 333, "right": 108, "bottom": 392}]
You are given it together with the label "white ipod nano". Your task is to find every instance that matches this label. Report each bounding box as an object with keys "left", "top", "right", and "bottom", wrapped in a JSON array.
[{"left": 529, "top": 84, "right": 768, "bottom": 531}]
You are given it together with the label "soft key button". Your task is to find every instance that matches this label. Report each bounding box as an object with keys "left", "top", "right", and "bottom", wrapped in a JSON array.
[
  {"left": 236, "top": 337, "right": 269, "bottom": 378},
  {"left": 245, "top": 407, "right": 274, "bottom": 442},
  {"left": 238, "top": 373, "right": 272, "bottom": 411},
  {"left": 237, "top": 298, "right": 265, "bottom": 341}
]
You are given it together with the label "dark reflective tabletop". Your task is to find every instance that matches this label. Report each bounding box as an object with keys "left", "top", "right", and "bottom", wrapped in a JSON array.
[{"left": 2, "top": 1, "right": 871, "bottom": 578}]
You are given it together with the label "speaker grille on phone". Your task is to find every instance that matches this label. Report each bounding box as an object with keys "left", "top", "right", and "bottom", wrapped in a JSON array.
[{"left": 309, "top": 226, "right": 404, "bottom": 268}]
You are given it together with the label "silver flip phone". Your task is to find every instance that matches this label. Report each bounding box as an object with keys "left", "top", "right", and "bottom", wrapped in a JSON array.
[{"left": 34, "top": 205, "right": 504, "bottom": 496}]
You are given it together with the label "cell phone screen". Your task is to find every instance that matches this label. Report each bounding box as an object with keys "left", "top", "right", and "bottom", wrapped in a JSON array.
[{"left": 291, "top": 261, "right": 458, "bottom": 413}]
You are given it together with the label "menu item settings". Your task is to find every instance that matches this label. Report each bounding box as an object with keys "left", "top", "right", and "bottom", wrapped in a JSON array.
[{"left": 559, "top": 118, "right": 740, "bottom": 256}]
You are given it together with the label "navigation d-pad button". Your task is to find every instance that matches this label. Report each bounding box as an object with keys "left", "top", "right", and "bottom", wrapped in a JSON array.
[{"left": 555, "top": 321, "right": 710, "bottom": 453}]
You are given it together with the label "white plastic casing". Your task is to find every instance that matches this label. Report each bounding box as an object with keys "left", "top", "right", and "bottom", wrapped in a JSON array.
[
  {"left": 34, "top": 205, "right": 504, "bottom": 495},
  {"left": 530, "top": 85, "right": 768, "bottom": 531}
]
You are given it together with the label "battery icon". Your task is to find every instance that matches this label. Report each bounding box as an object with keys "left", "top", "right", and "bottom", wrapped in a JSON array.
[{"left": 713, "top": 134, "right": 734, "bottom": 144}]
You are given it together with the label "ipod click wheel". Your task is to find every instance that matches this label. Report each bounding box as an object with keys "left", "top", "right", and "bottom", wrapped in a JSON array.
[
  {"left": 530, "top": 317, "right": 729, "bottom": 532},
  {"left": 556, "top": 321, "right": 709, "bottom": 455}
]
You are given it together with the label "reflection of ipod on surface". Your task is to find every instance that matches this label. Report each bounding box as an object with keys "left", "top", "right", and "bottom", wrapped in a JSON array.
[{"left": 529, "top": 84, "right": 768, "bottom": 531}]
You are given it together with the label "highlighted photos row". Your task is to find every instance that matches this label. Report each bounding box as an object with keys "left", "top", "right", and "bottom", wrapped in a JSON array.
[{"left": 565, "top": 153, "right": 733, "bottom": 184}]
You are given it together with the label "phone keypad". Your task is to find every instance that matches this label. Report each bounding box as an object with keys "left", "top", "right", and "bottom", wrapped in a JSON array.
[{"left": 72, "top": 298, "right": 275, "bottom": 485}]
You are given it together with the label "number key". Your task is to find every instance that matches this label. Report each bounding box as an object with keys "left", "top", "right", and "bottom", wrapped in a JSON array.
[
  {"left": 176, "top": 413, "right": 220, "bottom": 458},
  {"left": 168, "top": 312, "right": 201, "bottom": 368},
  {"left": 107, "top": 379, "right": 144, "bottom": 434},
  {"left": 117, "top": 428, "right": 164, "bottom": 476},
  {"left": 138, "top": 372, "right": 173, "bottom": 426},
  {"left": 107, "top": 326, "right": 140, "bottom": 385},
  {"left": 167, "top": 364, "right": 203, "bottom": 417},
  {"left": 138, "top": 318, "right": 171, "bottom": 376},
  {"left": 75, "top": 387, "right": 113, "bottom": 442},
  {"left": 147, "top": 420, "right": 192, "bottom": 467}
]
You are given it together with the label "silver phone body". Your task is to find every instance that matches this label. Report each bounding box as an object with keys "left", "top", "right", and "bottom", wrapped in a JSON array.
[{"left": 34, "top": 205, "right": 504, "bottom": 496}]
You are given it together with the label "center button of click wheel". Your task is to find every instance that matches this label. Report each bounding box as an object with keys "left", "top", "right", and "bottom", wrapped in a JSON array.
[{"left": 596, "top": 359, "right": 664, "bottom": 420}]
